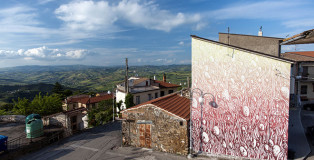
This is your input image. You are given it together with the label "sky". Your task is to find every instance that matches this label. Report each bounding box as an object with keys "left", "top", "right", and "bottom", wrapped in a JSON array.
[{"left": 0, "top": 0, "right": 314, "bottom": 68}]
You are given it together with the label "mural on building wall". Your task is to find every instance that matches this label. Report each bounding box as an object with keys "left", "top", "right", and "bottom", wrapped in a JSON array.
[{"left": 191, "top": 37, "right": 291, "bottom": 159}]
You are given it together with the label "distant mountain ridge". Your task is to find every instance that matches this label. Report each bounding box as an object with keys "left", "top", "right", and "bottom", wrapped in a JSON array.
[{"left": 0, "top": 64, "right": 191, "bottom": 90}]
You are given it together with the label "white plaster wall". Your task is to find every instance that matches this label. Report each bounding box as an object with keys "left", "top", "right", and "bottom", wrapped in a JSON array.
[{"left": 116, "top": 90, "right": 126, "bottom": 110}]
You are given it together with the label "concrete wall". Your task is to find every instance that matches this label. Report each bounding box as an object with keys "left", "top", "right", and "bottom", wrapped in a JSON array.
[
  {"left": 122, "top": 104, "right": 188, "bottom": 155},
  {"left": 219, "top": 33, "right": 282, "bottom": 57},
  {"left": 0, "top": 115, "right": 26, "bottom": 123},
  {"left": 192, "top": 37, "right": 291, "bottom": 159}
]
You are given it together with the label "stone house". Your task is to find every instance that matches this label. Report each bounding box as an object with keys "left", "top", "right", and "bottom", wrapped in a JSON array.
[
  {"left": 120, "top": 93, "right": 190, "bottom": 155},
  {"left": 116, "top": 74, "right": 180, "bottom": 110},
  {"left": 191, "top": 35, "right": 293, "bottom": 159},
  {"left": 42, "top": 107, "right": 87, "bottom": 134},
  {"left": 62, "top": 93, "right": 113, "bottom": 111}
]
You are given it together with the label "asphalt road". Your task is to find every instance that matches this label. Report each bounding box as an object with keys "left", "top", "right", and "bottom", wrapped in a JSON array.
[
  {"left": 19, "top": 121, "right": 123, "bottom": 160},
  {"left": 18, "top": 121, "right": 188, "bottom": 160}
]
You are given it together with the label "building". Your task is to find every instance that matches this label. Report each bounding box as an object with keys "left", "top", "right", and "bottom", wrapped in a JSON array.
[
  {"left": 191, "top": 35, "right": 293, "bottom": 159},
  {"left": 62, "top": 93, "right": 113, "bottom": 111},
  {"left": 42, "top": 107, "right": 87, "bottom": 133},
  {"left": 120, "top": 93, "right": 190, "bottom": 155},
  {"left": 116, "top": 74, "right": 180, "bottom": 110},
  {"left": 281, "top": 51, "right": 314, "bottom": 107},
  {"left": 219, "top": 32, "right": 283, "bottom": 57}
]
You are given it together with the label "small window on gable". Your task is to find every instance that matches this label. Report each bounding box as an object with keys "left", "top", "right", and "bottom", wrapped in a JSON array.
[{"left": 180, "top": 121, "right": 183, "bottom": 126}]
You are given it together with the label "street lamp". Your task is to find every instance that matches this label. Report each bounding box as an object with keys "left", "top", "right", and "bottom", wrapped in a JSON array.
[{"left": 187, "top": 88, "right": 218, "bottom": 158}]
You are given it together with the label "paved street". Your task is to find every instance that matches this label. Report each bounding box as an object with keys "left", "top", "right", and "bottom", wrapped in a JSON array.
[
  {"left": 288, "top": 108, "right": 311, "bottom": 159},
  {"left": 18, "top": 121, "right": 188, "bottom": 160},
  {"left": 301, "top": 110, "right": 314, "bottom": 160}
]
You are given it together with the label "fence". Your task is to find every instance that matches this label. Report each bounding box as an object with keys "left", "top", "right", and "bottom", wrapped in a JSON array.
[{"left": 0, "top": 126, "right": 68, "bottom": 160}]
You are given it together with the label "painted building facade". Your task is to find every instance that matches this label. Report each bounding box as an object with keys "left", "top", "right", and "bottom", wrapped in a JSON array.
[{"left": 191, "top": 35, "right": 292, "bottom": 159}]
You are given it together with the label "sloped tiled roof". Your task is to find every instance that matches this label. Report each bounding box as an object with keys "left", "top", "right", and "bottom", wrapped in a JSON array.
[
  {"left": 121, "top": 93, "right": 190, "bottom": 120},
  {"left": 133, "top": 78, "right": 149, "bottom": 86},
  {"left": 65, "top": 94, "right": 113, "bottom": 105},
  {"left": 154, "top": 80, "right": 180, "bottom": 88},
  {"left": 281, "top": 51, "right": 314, "bottom": 62}
]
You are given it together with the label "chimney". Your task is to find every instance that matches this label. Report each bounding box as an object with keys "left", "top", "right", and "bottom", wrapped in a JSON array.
[
  {"left": 163, "top": 73, "right": 166, "bottom": 82},
  {"left": 258, "top": 26, "right": 263, "bottom": 36}
]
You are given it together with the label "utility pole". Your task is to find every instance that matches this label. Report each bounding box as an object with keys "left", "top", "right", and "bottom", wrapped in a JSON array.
[
  {"left": 125, "top": 58, "right": 129, "bottom": 93},
  {"left": 227, "top": 27, "right": 230, "bottom": 45}
]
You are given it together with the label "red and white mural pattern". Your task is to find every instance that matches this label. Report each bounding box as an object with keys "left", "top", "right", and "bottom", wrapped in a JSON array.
[{"left": 191, "top": 38, "right": 291, "bottom": 159}]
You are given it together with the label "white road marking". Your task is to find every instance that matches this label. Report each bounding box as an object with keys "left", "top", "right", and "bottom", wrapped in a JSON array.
[{"left": 70, "top": 144, "right": 99, "bottom": 152}]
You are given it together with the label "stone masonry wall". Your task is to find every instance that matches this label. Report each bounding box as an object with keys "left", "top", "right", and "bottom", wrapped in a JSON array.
[{"left": 122, "top": 104, "right": 188, "bottom": 155}]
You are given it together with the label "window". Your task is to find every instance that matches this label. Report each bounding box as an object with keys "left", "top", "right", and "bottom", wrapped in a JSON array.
[
  {"left": 168, "top": 90, "right": 173, "bottom": 94},
  {"left": 146, "top": 81, "right": 148, "bottom": 86},
  {"left": 160, "top": 91, "right": 165, "bottom": 97},
  {"left": 136, "top": 96, "right": 141, "bottom": 105},
  {"left": 155, "top": 93, "right": 158, "bottom": 99},
  {"left": 301, "top": 85, "right": 307, "bottom": 94},
  {"left": 73, "top": 103, "right": 77, "bottom": 109},
  {"left": 148, "top": 94, "right": 152, "bottom": 101},
  {"left": 303, "top": 66, "right": 309, "bottom": 76}
]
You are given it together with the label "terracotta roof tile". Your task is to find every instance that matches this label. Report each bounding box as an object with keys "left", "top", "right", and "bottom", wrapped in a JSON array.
[
  {"left": 122, "top": 93, "right": 190, "bottom": 120},
  {"left": 72, "top": 94, "right": 113, "bottom": 104},
  {"left": 281, "top": 52, "right": 314, "bottom": 62},
  {"left": 154, "top": 80, "right": 180, "bottom": 88}
]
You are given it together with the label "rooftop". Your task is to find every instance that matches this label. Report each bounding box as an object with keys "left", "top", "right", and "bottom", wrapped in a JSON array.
[
  {"left": 281, "top": 51, "right": 314, "bottom": 62},
  {"left": 121, "top": 93, "right": 190, "bottom": 120},
  {"left": 154, "top": 80, "right": 180, "bottom": 88},
  {"left": 65, "top": 94, "right": 113, "bottom": 104},
  {"left": 281, "top": 29, "right": 314, "bottom": 45}
]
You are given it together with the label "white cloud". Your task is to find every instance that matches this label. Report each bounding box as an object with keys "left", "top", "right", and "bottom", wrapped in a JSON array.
[
  {"left": 55, "top": 0, "right": 202, "bottom": 32},
  {"left": 283, "top": 18, "right": 314, "bottom": 28},
  {"left": 0, "top": 46, "right": 89, "bottom": 60},
  {"left": 178, "top": 41, "right": 184, "bottom": 46},
  {"left": 55, "top": 1, "right": 118, "bottom": 31},
  {"left": 210, "top": 1, "right": 304, "bottom": 20}
]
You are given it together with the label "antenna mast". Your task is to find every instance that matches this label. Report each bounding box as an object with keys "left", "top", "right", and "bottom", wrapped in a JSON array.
[{"left": 227, "top": 27, "right": 230, "bottom": 45}]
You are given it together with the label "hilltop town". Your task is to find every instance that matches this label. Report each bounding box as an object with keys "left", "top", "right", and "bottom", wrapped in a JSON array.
[{"left": 1, "top": 29, "right": 314, "bottom": 160}]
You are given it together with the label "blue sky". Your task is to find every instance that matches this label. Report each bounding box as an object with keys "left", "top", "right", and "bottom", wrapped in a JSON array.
[{"left": 0, "top": 0, "right": 313, "bottom": 68}]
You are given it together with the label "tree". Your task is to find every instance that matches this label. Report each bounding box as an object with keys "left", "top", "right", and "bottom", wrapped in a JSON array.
[
  {"left": 116, "top": 100, "right": 123, "bottom": 112},
  {"left": 63, "top": 89, "right": 73, "bottom": 98},
  {"left": 87, "top": 99, "right": 114, "bottom": 127},
  {"left": 98, "top": 99, "right": 113, "bottom": 111},
  {"left": 31, "top": 93, "right": 62, "bottom": 116},
  {"left": 13, "top": 97, "right": 31, "bottom": 115},
  {"left": 12, "top": 93, "right": 62, "bottom": 116},
  {"left": 52, "top": 82, "right": 64, "bottom": 95},
  {"left": 125, "top": 93, "right": 134, "bottom": 109}
]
